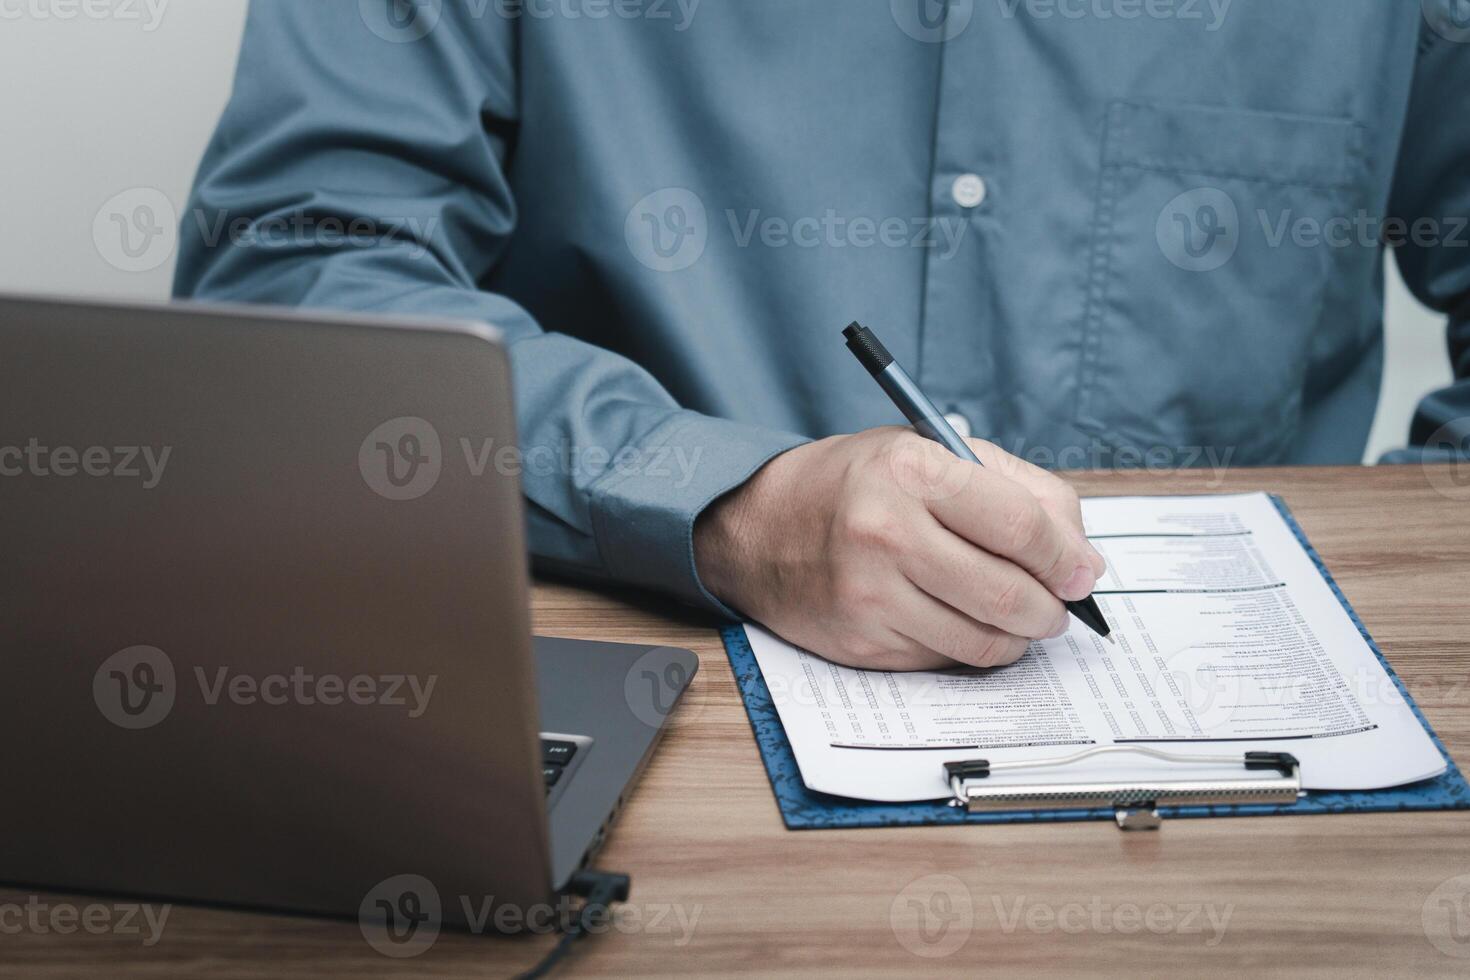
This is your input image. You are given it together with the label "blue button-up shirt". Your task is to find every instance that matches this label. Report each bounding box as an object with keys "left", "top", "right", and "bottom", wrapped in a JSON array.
[{"left": 176, "top": 0, "right": 1470, "bottom": 613}]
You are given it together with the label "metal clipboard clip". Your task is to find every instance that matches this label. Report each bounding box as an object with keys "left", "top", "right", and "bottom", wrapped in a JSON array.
[{"left": 944, "top": 746, "right": 1302, "bottom": 831}]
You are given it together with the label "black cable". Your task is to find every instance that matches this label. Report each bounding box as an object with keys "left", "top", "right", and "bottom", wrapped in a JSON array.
[
  {"left": 516, "top": 870, "right": 631, "bottom": 980},
  {"left": 515, "top": 931, "right": 577, "bottom": 980}
]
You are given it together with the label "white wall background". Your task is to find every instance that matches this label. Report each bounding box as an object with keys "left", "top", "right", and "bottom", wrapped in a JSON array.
[{"left": 0, "top": 0, "right": 1450, "bottom": 462}]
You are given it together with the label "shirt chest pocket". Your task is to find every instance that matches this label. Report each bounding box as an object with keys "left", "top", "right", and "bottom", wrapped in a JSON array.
[{"left": 1074, "top": 101, "right": 1364, "bottom": 464}]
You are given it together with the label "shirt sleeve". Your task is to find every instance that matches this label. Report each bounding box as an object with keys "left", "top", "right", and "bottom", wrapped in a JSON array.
[
  {"left": 1381, "top": 12, "right": 1470, "bottom": 465},
  {"left": 172, "top": 0, "right": 806, "bottom": 614}
]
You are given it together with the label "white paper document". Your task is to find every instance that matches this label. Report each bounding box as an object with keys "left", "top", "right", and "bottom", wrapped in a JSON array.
[{"left": 745, "top": 493, "right": 1446, "bottom": 801}]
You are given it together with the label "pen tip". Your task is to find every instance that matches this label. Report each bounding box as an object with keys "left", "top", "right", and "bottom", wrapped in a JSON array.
[{"left": 1104, "top": 633, "right": 1117, "bottom": 645}]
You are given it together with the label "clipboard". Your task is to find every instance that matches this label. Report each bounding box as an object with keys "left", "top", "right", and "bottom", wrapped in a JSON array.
[{"left": 722, "top": 496, "right": 1470, "bottom": 830}]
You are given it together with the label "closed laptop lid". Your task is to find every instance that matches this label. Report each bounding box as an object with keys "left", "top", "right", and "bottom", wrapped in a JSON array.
[{"left": 0, "top": 295, "right": 552, "bottom": 922}]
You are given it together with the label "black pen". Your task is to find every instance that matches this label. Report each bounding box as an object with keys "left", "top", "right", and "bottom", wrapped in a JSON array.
[{"left": 842, "top": 322, "right": 1113, "bottom": 643}]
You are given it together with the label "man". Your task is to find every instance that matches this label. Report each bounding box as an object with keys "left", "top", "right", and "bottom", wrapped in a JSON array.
[{"left": 175, "top": 1, "right": 1469, "bottom": 672}]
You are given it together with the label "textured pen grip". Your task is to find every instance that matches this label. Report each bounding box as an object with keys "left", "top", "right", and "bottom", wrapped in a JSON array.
[{"left": 842, "top": 323, "right": 894, "bottom": 375}]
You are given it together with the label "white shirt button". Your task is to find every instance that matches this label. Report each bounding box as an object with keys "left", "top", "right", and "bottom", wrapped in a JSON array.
[
  {"left": 943, "top": 412, "right": 973, "bottom": 439},
  {"left": 952, "top": 173, "right": 987, "bottom": 209}
]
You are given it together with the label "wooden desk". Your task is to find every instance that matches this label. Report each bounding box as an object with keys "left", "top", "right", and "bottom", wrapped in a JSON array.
[{"left": 6, "top": 465, "right": 1469, "bottom": 977}]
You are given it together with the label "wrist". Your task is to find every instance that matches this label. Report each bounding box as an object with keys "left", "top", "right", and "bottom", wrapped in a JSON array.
[{"left": 693, "top": 448, "right": 793, "bottom": 617}]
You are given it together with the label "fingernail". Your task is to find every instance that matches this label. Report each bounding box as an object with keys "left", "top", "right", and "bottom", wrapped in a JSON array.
[{"left": 1061, "top": 564, "right": 1095, "bottom": 602}]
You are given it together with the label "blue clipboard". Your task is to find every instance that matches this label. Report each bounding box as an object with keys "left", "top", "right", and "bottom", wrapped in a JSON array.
[{"left": 722, "top": 496, "right": 1469, "bottom": 829}]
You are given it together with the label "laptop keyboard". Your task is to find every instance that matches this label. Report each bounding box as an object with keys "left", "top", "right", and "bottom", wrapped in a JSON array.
[{"left": 540, "top": 737, "right": 579, "bottom": 794}]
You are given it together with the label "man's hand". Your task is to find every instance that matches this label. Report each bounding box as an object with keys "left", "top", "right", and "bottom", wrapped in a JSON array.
[{"left": 694, "top": 427, "right": 1106, "bottom": 671}]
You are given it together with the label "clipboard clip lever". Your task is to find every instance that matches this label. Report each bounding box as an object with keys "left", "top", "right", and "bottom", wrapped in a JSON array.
[{"left": 943, "top": 747, "right": 1302, "bottom": 832}]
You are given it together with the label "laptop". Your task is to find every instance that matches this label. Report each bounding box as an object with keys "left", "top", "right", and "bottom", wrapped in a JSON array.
[{"left": 0, "top": 294, "right": 697, "bottom": 930}]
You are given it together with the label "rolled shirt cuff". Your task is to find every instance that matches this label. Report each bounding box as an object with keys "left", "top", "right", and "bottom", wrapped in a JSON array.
[{"left": 586, "top": 411, "right": 809, "bottom": 619}]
